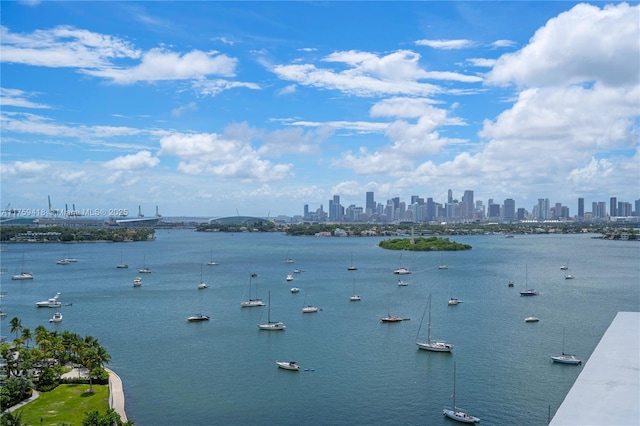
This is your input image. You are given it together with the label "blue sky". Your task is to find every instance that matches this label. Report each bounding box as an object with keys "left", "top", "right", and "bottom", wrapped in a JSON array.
[{"left": 1, "top": 1, "right": 638, "bottom": 218}]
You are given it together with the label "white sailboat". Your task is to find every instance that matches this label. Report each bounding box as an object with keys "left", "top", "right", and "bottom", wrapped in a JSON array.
[
  {"left": 12, "top": 253, "right": 33, "bottom": 280},
  {"left": 416, "top": 294, "right": 453, "bottom": 352},
  {"left": 138, "top": 255, "right": 152, "bottom": 273},
  {"left": 197, "top": 264, "right": 208, "bottom": 289},
  {"left": 207, "top": 249, "right": 219, "bottom": 266},
  {"left": 551, "top": 328, "right": 582, "bottom": 365},
  {"left": 349, "top": 278, "right": 361, "bottom": 301},
  {"left": 438, "top": 252, "right": 448, "bottom": 269},
  {"left": 443, "top": 362, "right": 480, "bottom": 423},
  {"left": 348, "top": 253, "right": 358, "bottom": 271},
  {"left": 258, "top": 291, "right": 285, "bottom": 330},
  {"left": 302, "top": 292, "right": 319, "bottom": 313},
  {"left": 241, "top": 273, "right": 265, "bottom": 307}
]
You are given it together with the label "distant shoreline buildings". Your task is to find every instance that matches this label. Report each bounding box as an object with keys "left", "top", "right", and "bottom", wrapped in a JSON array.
[{"left": 299, "top": 190, "right": 640, "bottom": 225}]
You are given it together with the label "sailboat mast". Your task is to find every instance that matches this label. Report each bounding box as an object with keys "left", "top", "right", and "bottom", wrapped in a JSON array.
[
  {"left": 453, "top": 362, "right": 457, "bottom": 410},
  {"left": 427, "top": 294, "right": 432, "bottom": 344}
]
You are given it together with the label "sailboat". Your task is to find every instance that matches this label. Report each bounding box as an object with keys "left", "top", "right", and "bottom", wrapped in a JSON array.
[
  {"left": 520, "top": 264, "right": 538, "bottom": 296},
  {"left": 207, "top": 249, "right": 219, "bottom": 266},
  {"left": 438, "top": 252, "right": 448, "bottom": 270},
  {"left": 258, "top": 291, "right": 285, "bottom": 330},
  {"left": 116, "top": 251, "right": 128, "bottom": 269},
  {"left": 416, "top": 294, "right": 453, "bottom": 352},
  {"left": 393, "top": 251, "right": 411, "bottom": 274},
  {"left": 349, "top": 278, "right": 361, "bottom": 301},
  {"left": 551, "top": 328, "right": 582, "bottom": 365},
  {"left": 197, "top": 264, "right": 209, "bottom": 289},
  {"left": 241, "top": 273, "right": 264, "bottom": 307},
  {"left": 302, "top": 292, "right": 319, "bottom": 313},
  {"left": 443, "top": 362, "right": 480, "bottom": 423},
  {"left": 348, "top": 253, "right": 358, "bottom": 271},
  {"left": 138, "top": 255, "right": 152, "bottom": 273},
  {"left": 12, "top": 253, "right": 34, "bottom": 280}
]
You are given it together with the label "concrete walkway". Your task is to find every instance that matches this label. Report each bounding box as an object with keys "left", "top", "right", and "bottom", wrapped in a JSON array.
[{"left": 4, "top": 367, "right": 127, "bottom": 422}]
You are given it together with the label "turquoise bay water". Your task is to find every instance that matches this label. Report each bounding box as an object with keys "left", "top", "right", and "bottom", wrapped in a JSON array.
[{"left": 1, "top": 231, "right": 639, "bottom": 425}]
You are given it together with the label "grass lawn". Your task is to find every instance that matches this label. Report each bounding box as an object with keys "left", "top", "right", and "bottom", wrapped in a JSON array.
[{"left": 16, "top": 384, "right": 109, "bottom": 425}]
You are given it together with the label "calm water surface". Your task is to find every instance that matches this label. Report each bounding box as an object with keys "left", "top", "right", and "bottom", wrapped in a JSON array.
[{"left": 1, "top": 231, "right": 639, "bottom": 425}]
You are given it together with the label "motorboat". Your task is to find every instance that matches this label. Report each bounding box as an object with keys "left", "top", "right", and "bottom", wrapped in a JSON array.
[
  {"left": 393, "top": 267, "right": 411, "bottom": 275},
  {"left": 187, "top": 314, "right": 210, "bottom": 322},
  {"left": 443, "top": 362, "right": 480, "bottom": 423},
  {"left": 565, "top": 274, "right": 575, "bottom": 280},
  {"left": 36, "top": 293, "right": 62, "bottom": 308},
  {"left": 525, "top": 316, "right": 539, "bottom": 322},
  {"left": 133, "top": 277, "right": 142, "bottom": 287},
  {"left": 448, "top": 298, "right": 461, "bottom": 306},
  {"left": 276, "top": 361, "right": 300, "bottom": 371},
  {"left": 416, "top": 294, "right": 453, "bottom": 352},
  {"left": 12, "top": 272, "right": 34, "bottom": 280},
  {"left": 286, "top": 274, "right": 293, "bottom": 282},
  {"left": 49, "top": 312, "right": 63, "bottom": 323},
  {"left": 520, "top": 289, "right": 539, "bottom": 296},
  {"left": 397, "top": 279, "right": 408, "bottom": 286},
  {"left": 302, "top": 305, "right": 319, "bottom": 313},
  {"left": 349, "top": 294, "right": 361, "bottom": 301},
  {"left": 290, "top": 287, "right": 300, "bottom": 293}
]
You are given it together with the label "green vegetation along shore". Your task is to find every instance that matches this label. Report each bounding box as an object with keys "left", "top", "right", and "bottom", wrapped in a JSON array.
[{"left": 379, "top": 236, "right": 472, "bottom": 251}]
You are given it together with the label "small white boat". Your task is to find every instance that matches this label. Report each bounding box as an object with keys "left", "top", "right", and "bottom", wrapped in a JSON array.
[
  {"left": 116, "top": 251, "right": 128, "bottom": 268},
  {"left": 276, "top": 361, "right": 300, "bottom": 371},
  {"left": 198, "top": 282, "right": 209, "bottom": 289},
  {"left": 565, "top": 274, "right": 575, "bottom": 280},
  {"left": 443, "top": 362, "right": 480, "bottom": 423},
  {"left": 258, "top": 292, "right": 285, "bottom": 330},
  {"left": 56, "top": 259, "right": 70, "bottom": 265},
  {"left": 397, "top": 279, "right": 408, "bottom": 286},
  {"left": 290, "top": 287, "right": 300, "bottom": 293},
  {"left": 36, "top": 293, "right": 62, "bottom": 308},
  {"left": 49, "top": 312, "right": 63, "bottom": 323},
  {"left": 133, "top": 277, "right": 142, "bottom": 287},
  {"left": 286, "top": 274, "right": 293, "bottom": 282},
  {"left": 525, "top": 316, "right": 539, "bottom": 322},
  {"left": 302, "top": 305, "right": 319, "bottom": 313},
  {"left": 416, "top": 294, "right": 453, "bottom": 352},
  {"left": 438, "top": 254, "right": 448, "bottom": 270},
  {"left": 187, "top": 314, "right": 210, "bottom": 322},
  {"left": 241, "top": 273, "right": 265, "bottom": 307},
  {"left": 551, "top": 328, "right": 582, "bottom": 365},
  {"left": 393, "top": 267, "right": 411, "bottom": 275},
  {"left": 11, "top": 272, "right": 34, "bottom": 280},
  {"left": 64, "top": 258, "right": 77, "bottom": 263},
  {"left": 138, "top": 255, "right": 152, "bottom": 273},
  {"left": 560, "top": 264, "right": 568, "bottom": 270},
  {"left": 293, "top": 269, "right": 302, "bottom": 274},
  {"left": 349, "top": 278, "right": 361, "bottom": 301},
  {"left": 380, "top": 315, "right": 403, "bottom": 323},
  {"left": 347, "top": 253, "right": 358, "bottom": 271},
  {"left": 520, "top": 289, "right": 539, "bottom": 296},
  {"left": 448, "top": 298, "right": 461, "bottom": 306}
]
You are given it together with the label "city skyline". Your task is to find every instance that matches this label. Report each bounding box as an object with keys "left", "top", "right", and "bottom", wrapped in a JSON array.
[{"left": 1, "top": 2, "right": 639, "bottom": 218}]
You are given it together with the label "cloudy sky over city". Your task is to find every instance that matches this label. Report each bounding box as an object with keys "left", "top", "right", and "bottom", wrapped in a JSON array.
[{"left": 1, "top": 1, "right": 638, "bottom": 218}]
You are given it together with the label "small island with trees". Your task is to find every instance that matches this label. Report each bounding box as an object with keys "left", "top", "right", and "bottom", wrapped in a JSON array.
[{"left": 379, "top": 236, "right": 472, "bottom": 251}]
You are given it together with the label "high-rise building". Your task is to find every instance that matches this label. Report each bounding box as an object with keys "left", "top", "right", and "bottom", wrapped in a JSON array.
[
  {"left": 610, "top": 197, "right": 617, "bottom": 217},
  {"left": 503, "top": 198, "right": 515, "bottom": 221},
  {"left": 304, "top": 204, "right": 309, "bottom": 219},
  {"left": 578, "top": 198, "right": 584, "bottom": 219},
  {"left": 448, "top": 189, "right": 453, "bottom": 204},
  {"left": 635, "top": 199, "right": 640, "bottom": 216},
  {"left": 426, "top": 198, "right": 435, "bottom": 222},
  {"left": 462, "top": 190, "right": 474, "bottom": 220},
  {"left": 366, "top": 191, "right": 375, "bottom": 214},
  {"left": 329, "top": 195, "right": 342, "bottom": 221},
  {"left": 537, "top": 198, "right": 550, "bottom": 220}
]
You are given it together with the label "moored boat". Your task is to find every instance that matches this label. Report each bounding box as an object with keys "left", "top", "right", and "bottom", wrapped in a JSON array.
[
  {"left": 276, "top": 361, "right": 300, "bottom": 371},
  {"left": 36, "top": 293, "right": 62, "bottom": 308},
  {"left": 49, "top": 312, "right": 63, "bottom": 323},
  {"left": 187, "top": 314, "right": 210, "bottom": 322}
]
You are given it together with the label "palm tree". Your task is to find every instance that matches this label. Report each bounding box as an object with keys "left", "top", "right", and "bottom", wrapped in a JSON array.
[
  {"left": 9, "top": 317, "right": 22, "bottom": 341},
  {"left": 21, "top": 327, "right": 32, "bottom": 348},
  {"left": 80, "top": 335, "right": 111, "bottom": 393}
]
